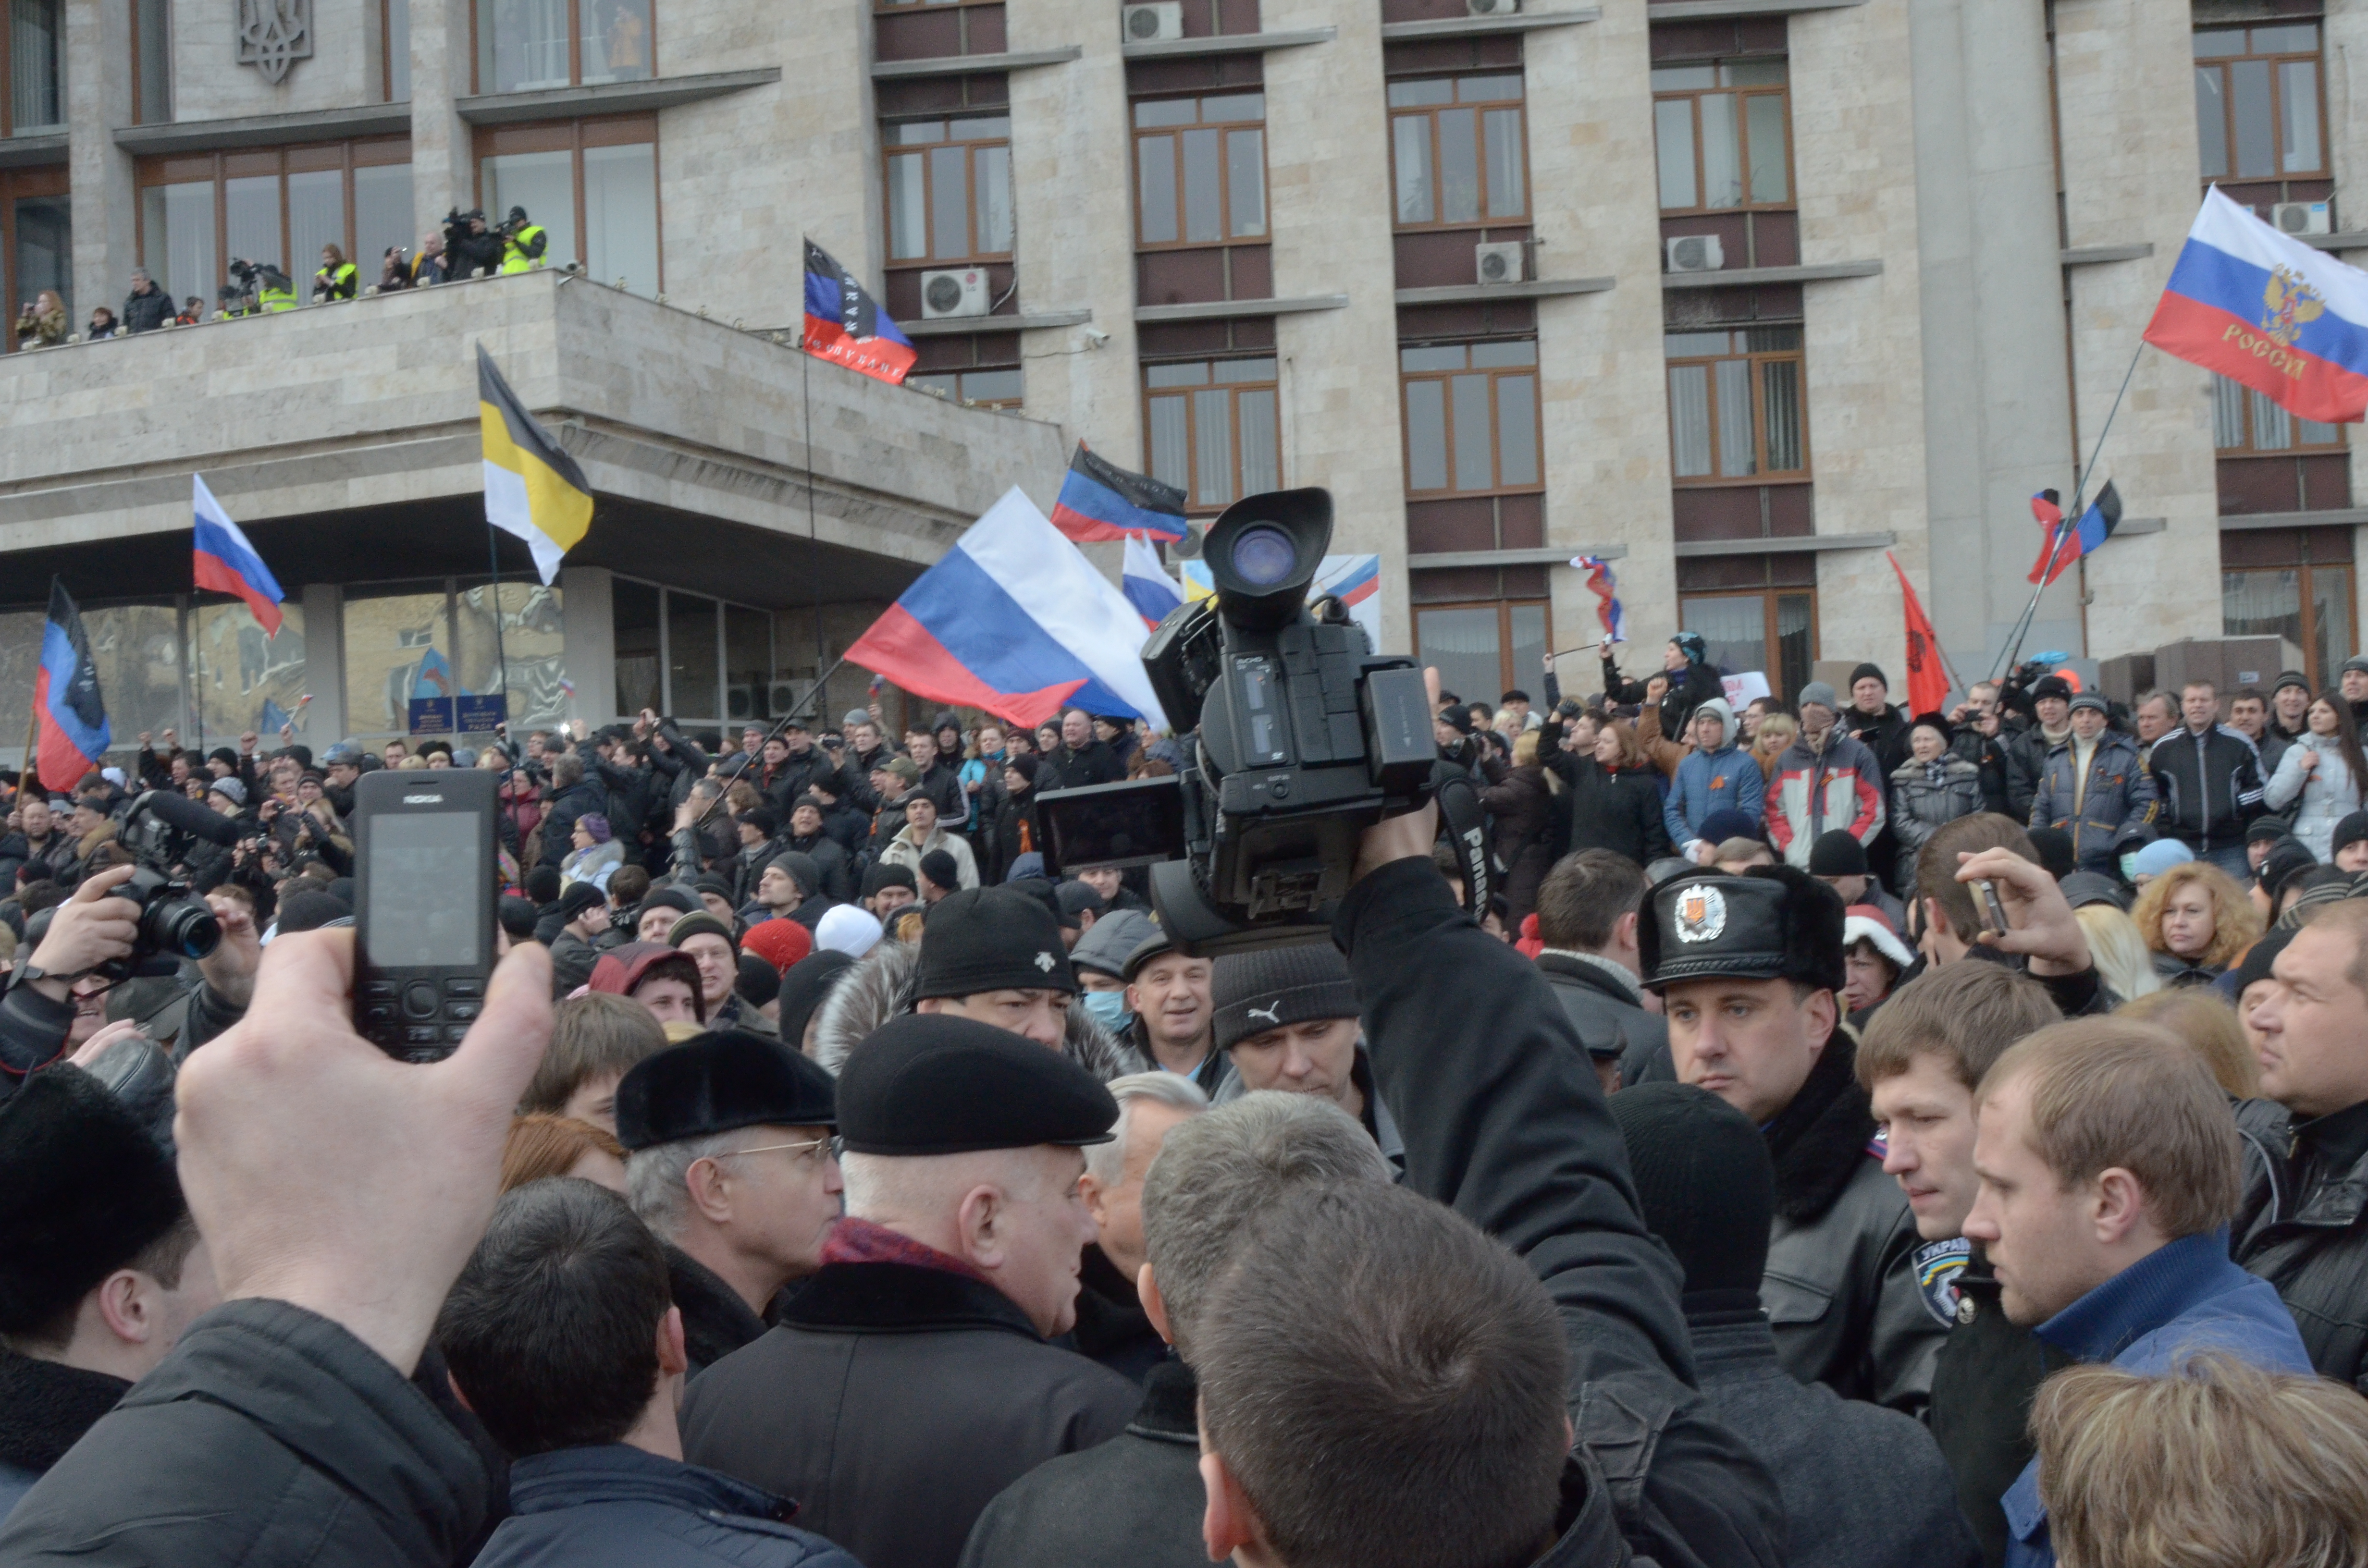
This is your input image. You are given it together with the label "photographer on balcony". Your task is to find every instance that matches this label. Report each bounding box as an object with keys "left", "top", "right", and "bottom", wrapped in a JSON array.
[
  {"left": 312, "top": 245, "right": 358, "bottom": 303},
  {"left": 442, "top": 209, "right": 506, "bottom": 280}
]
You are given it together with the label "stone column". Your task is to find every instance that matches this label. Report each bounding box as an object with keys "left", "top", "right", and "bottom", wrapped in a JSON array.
[
  {"left": 408, "top": 0, "right": 472, "bottom": 239},
  {"left": 67, "top": 0, "right": 136, "bottom": 327},
  {"left": 560, "top": 564, "right": 617, "bottom": 726},
  {"left": 300, "top": 583, "right": 348, "bottom": 745}
]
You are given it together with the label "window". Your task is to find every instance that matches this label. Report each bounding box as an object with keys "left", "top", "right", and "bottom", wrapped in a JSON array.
[
  {"left": 477, "top": 0, "right": 651, "bottom": 93},
  {"left": 132, "top": 0, "right": 170, "bottom": 124},
  {"left": 2214, "top": 374, "right": 2341, "bottom": 454},
  {"left": 909, "top": 366, "right": 1024, "bottom": 407},
  {"left": 1401, "top": 340, "right": 1540, "bottom": 496},
  {"left": 1652, "top": 60, "right": 1790, "bottom": 211},
  {"left": 138, "top": 142, "right": 414, "bottom": 313},
  {"left": 883, "top": 115, "right": 1013, "bottom": 262},
  {"left": 1415, "top": 601, "right": 1548, "bottom": 703},
  {"left": 2224, "top": 528, "right": 2353, "bottom": 690},
  {"left": 345, "top": 581, "right": 564, "bottom": 738},
  {"left": 1145, "top": 357, "right": 1280, "bottom": 511},
  {"left": 1665, "top": 326, "right": 1806, "bottom": 481},
  {"left": 384, "top": 0, "right": 411, "bottom": 101},
  {"left": 3, "top": 0, "right": 63, "bottom": 136},
  {"left": 1388, "top": 74, "right": 1526, "bottom": 229},
  {"left": 3, "top": 168, "right": 68, "bottom": 347},
  {"left": 1135, "top": 93, "right": 1266, "bottom": 247},
  {"left": 610, "top": 576, "right": 777, "bottom": 723},
  {"left": 1681, "top": 589, "right": 1813, "bottom": 699},
  {"left": 2195, "top": 24, "right": 2323, "bottom": 183},
  {"left": 476, "top": 117, "right": 660, "bottom": 294}
]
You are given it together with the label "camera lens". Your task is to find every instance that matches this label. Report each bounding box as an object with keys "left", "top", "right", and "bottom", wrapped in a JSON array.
[
  {"left": 144, "top": 898, "right": 221, "bottom": 962},
  {"left": 1228, "top": 525, "right": 1299, "bottom": 588}
]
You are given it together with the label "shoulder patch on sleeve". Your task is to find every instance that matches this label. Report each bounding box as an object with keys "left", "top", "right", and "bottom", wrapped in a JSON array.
[{"left": 1913, "top": 1237, "right": 1973, "bottom": 1329}]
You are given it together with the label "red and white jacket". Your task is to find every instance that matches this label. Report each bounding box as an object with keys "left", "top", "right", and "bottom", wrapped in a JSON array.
[{"left": 1765, "top": 729, "right": 1887, "bottom": 865}]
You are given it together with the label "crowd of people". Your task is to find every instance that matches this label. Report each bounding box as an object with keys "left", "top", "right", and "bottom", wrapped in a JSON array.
[
  {"left": 14, "top": 208, "right": 553, "bottom": 350},
  {"left": 4, "top": 635, "right": 2368, "bottom": 1568}
]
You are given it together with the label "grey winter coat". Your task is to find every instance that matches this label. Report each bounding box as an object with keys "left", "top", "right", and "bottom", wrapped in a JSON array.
[
  {"left": 809, "top": 938, "right": 1147, "bottom": 1081},
  {"left": 1887, "top": 756, "right": 1985, "bottom": 896},
  {"left": 2028, "top": 731, "right": 2156, "bottom": 872}
]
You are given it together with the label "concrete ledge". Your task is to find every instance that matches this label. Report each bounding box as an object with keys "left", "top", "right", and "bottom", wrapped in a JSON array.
[
  {"left": 1123, "top": 26, "right": 1335, "bottom": 57},
  {"left": 2221, "top": 507, "right": 2368, "bottom": 528},
  {"left": 1647, "top": 0, "right": 1862, "bottom": 16},
  {"left": 1662, "top": 259, "right": 1883, "bottom": 290},
  {"left": 1672, "top": 531, "right": 1894, "bottom": 557},
  {"left": 0, "top": 132, "right": 68, "bottom": 168},
  {"left": 1395, "top": 276, "right": 1616, "bottom": 306},
  {"left": 1134, "top": 294, "right": 1348, "bottom": 324},
  {"left": 898, "top": 308, "right": 1092, "bottom": 336},
  {"left": 2061, "top": 243, "right": 2155, "bottom": 267},
  {"left": 872, "top": 47, "right": 1083, "bottom": 79},
  {"left": 2118, "top": 516, "right": 2167, "bottom": 536},
  {"left": 2301, "top": 232, "right": 2368, "bottom": 251},
  {"left": 1379, "top": 9, "right": 1599, "bottom": 41},
  {"left": 1408, "top": 545, "right": 1623, "bottom": 569},
  {"left": 456, "top": 68, "right": 782, "bottom": 125},
  {"left": 113, "top": 104, "right": 410, "bottom": 154}
]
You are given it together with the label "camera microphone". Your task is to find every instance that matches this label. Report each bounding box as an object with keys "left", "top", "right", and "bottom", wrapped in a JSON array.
[{"left": 132, "top": 789, "right": 247, "bottom": 847}]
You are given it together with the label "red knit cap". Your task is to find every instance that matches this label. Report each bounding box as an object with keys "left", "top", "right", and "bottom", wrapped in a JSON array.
[{"left": 742, "top": 916, "right": 814, "bottom": 974}]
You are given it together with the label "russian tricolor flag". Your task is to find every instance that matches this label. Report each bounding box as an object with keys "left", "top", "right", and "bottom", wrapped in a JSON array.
[
  {"left": 849, "top": 488, "right": 1169, "bottom": 731},
  {"left": 193, "top": 475, "right": 286, "bottom": 636},
  {"left": 2145, "top": 188, "right": 2368, "bottom": 425},
  {"left": 1050, "top": 444, "right": 1189, "bottom": 543},
  {"left": 1122, "top": 534, "right": 1185, "bottom": 628}
]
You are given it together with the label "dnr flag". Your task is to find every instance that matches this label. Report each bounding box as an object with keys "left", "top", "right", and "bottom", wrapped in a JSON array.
[
  {"left": 2032, "top": 481, "right": 2123, "bottom": 588},
  {"left": 1050, "top": 444, "right": 1189, "bottom": 543},
  {"left": 479, "top": 343, "right": 593, "bottom": 585},
  {"left": 803, "top": 240, "right": 916, "bottom": 386},
  {"left": 36, "top": 581, "right": 109, "bottom": 792}
]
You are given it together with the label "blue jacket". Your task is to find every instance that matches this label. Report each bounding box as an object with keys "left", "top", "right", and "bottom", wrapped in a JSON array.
[
  {"left": 2001, "top": 1229, "right": 2311, "bottom": 1568},
  {"left": 1663, "top": 698, "right": 1766, "bottom": 852},
  {"left": 471, "top": 1444, "right": 864, "bottom": 1568}
]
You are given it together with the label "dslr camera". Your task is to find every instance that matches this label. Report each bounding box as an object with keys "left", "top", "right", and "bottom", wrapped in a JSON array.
[
  {"left": 97, "top": 791, "right": 228, "bottom": 977},
  {"left": 1037, "top": 489, "right": 1473, "bottom": 957}
]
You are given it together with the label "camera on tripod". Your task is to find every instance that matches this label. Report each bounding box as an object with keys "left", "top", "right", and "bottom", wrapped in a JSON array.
[{"left": 1035, "top": 488, "right": 1454, "bottom": 957}]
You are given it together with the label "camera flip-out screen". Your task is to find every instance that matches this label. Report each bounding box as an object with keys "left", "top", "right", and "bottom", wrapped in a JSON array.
[{"left": 1038, "top": 775, "right": 1187, "bottom": 876}]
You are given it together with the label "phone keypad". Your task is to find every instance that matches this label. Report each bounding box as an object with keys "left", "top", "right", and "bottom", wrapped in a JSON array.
[{"left": 362, "top": 976, "right": 487, "bottom": 1061}]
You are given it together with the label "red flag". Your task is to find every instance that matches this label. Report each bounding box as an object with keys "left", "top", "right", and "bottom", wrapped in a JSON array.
[
  {"left": 1887, "top": 553, "right": 1949, "bottom": 717},
  {"left": 2025, "top": 490, "right": 2078, "bottom": 587}
]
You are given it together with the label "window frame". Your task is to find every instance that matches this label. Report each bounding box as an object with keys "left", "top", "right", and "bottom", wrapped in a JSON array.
[
  {"left": 607, "top": 573, "right": 779, "bottom": 726},
  {"left": 1664, "top": 325, "right": 1810, "bottom": 485},
  {"left": 134, "top": 138, "right": 415, "bottom": 310},
  {"left": 1677, "top": 586, "right": 1818, "bottom": 701},
  {"left": 471, "top": 114, "right": 664, "bottom": 291},
  {"left": 881, "top": 112, "right": 1015, "bottom": 265},
  {"left": 2, "top": 165, "right": 71, "bottom": 352},
  {"left": 2212, "top": 372, "right": 2345, "bottom": 456},
  {"left": 1399, "top": 338, "right": 1543, "bottom": 499},
  {"left": 908, "top": 365, "right": 1025, "bottom": 409},
  {"left": 1649, "top": 58, "right": 1795, "bottom": 215},
  {"left": 1142, "top": 355, "right": 1283, "bottom": 515},
  {"left": 1385, "top": 73, "right": 1531, "bottom": 233},
  {"left": 2193, "top": 23, "right": 2328, "bottom": 186},
  {"left": 470, "top": 0, "right": 656, "bottom": 96},
  {"left": 1413, "top": 599, "right": 1553, "bottom": 700},
  {"left": 1131, "top": 91, "right": 1269, "bottom": 251},
  {"left": 2223, "top": 561, "right": 2352, "bottom": 692},
  {"left": 1, "top": 0, "right": 65, "bottom": 138}
]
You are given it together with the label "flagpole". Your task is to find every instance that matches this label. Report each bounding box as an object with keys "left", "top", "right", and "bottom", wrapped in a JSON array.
[
  {"left": 22, "top": 576, "right": 56, "bottom": 790},
  {"left": 802, "top": 315, "right": 826, "bottom": 724},
  {"left": 1990, "top": 336, "right": 2148, "bottom": 682},
  {"left": 486, "top": 525, "right": 510, "bottom": 741}
]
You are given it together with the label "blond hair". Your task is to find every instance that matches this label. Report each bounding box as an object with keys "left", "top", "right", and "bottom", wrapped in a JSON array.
[
  {"left": 2074, "top": 904, "right": 2161, "bottom": 1004},
  {"left": 2114, "top": 987, "right": 2259, "bottom": 1098},
  {"left": 2132, "top": 861, "right": 2260, "bottom": 972},
  {"left": 1979, "top": 1017, "right": 2241, "bottom": 1239},
  {"left": 2034, "top": 1354, "right": 2368, "bottom": 1568}
]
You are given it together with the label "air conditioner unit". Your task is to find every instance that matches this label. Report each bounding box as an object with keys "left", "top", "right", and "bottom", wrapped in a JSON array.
[
  {"left": 726, "top": 684, "right": 757, "bottom": 721},
  {"left": 1468, "top": 0, "right": 1520, "bottom": 14},
  {"left": 2274, "top": 200, "right": 2333, "bottom": 236},
  {"left": 1123, "top": 2, "right": 1183, "bottom": 41},
  {"left": 1475, "top": 241, "right": 1528, "bottom": 284},
  {"left": 919, "top": 267, "right": 989, "bottom": 319},
  {"left": 1665, "top": 233, "right": 1726, "bottom": 273},
  {"left": 768, "top": 680, "right": 808, "bottom": 716}
]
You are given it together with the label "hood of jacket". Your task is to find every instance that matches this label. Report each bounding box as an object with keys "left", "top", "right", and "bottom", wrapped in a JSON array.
[
  {"left": 1691, "top": 695, "right": 1737, "bottom": 751},
  {"left": 809, "top": 936, "right": 1146, "bottom": 1081}
]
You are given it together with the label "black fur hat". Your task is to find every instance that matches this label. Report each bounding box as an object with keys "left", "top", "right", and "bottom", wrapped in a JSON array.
[
  {"left": 0, "top": 1067, "right": 186, "bottom": 1336},
  {"left": 1639, "top": 864, "right": 1846, "bottom": 995}
]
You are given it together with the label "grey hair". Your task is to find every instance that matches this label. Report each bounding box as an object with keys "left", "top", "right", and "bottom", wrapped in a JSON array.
[
  {"left": 624, "top": 1129, "right": 748, "bottom": 1241},
  {"left": 1084, "top": 1071, "right": 1211, "bottom": 1188},
  {"left": 1138, "top": 1090, "right": 1390, "bottom": 1358}
]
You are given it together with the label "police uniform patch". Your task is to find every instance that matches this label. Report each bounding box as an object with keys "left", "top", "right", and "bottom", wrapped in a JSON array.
[
  {"left": 1674, "top": 883, "right": 1727, "bottom": 943},
  {"left": 1913, "top": 1237, "right": 1972, "bottom": 1329}
]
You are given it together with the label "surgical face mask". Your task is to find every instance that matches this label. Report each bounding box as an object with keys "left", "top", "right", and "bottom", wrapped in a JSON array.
[{"left": 1080, "top": 988, "right": 1135, "bottom": 1034}]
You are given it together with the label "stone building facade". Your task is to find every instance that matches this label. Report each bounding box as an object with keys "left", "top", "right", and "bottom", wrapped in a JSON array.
[{"left": 0, "top": 0, "right": 2360, "bottom": 747}]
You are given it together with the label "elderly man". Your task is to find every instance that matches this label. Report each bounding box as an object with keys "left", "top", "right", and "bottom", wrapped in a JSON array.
[
  {"left": 1046, "top": 708, "right": 1122, "bottom": 790},
  {"left": 615, "top": 1031, "right": 840, "bottom": 1375},
  {"left": 1208, "top": 943, "right": 1403, "bottom": 1176},
  {"left": 1963, "top": 1019, "right": 2311, "bottom": 1567},
  {"left": 680, "top": 1014, "right": 1137, "bottom": 1568},
  {"left": 1070, "top": 1072, "right": 1208, "bottom": 1382}
]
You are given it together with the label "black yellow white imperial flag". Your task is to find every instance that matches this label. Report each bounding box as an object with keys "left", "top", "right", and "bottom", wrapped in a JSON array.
[{"left": 478, "top": 343, "right": 592, "bottom": 584}]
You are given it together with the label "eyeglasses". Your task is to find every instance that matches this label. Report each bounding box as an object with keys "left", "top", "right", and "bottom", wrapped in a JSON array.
[{"left": 708, "top": 1137, "right": 835, "bottom": 1168}]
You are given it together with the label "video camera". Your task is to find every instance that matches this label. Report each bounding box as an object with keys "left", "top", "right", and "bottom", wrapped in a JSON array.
[
  {"left": 102, "top": 791, "right": 233, "bottom": 977},
  {"left": 1035, "top": 488, "right": 1483, "bottom": 957}
]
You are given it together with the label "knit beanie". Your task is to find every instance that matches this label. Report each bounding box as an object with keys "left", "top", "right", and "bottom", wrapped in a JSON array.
[
  {"left": 1849, "top": 663, "right": 1887, "bottom": 691},
  {"left": 1796, "top": 682, "right": 1838, "bottom": 712},
  {"left": 914, "top": 886, "right": 1077, "bottom": 998},
  {"left": 578, "top": 813, "right": 611, "bottom": 844},
  {"left": 1210, "top": 943, "right": 1359, "bottom": 1053},
  {"left": 742, "top": 915, "right": 813, "bottom": 974},
  {"left": 1806, "top": 829, "right": 1869, "bottom": 879},
  {"left": 2333, "top": 810, "right": 2368, "bottom": 861},
  {"left": 918, "top": 849, "right": 962, "bottom": 894},
  {"left": 667, "top": 911, "right": 737, "bottom": 952},
  {"left": 1607, "top": 1081, "right": 1772, "bottom": 1298}
]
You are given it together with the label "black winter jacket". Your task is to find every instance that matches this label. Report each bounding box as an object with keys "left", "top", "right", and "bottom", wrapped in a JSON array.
[
  {"left": 1046, "top": 740, "right": 1123, "bottom": 790},
  {"left": 121, "top": 282, "right": 175, "bottom": 332},
  {"left": 1927, "top": 1246, "right": 2071, "bottom": 1568},
  {"left": 0, "top": 1345, "right": 128, "bottom": 1519},
  {"left": 1603, "top": 652, "right": 1726, "bottom": 739},
  {"left": 2232, "top": 1094, "right": 2368, "bottom": 1391},
  {"left": 1949, "top": 728, "right": 2013, "bottom": 817},
  {"left": 1338, "top": 859, "right": 1785, "bottom": 1568},
  {"left": 539, "top": 778, "right": 607, "bottom": 866},
  {"left": 0, "top": 1299, "right": 492, "bottom": 1566},
  {"left": 1540, "top": 719, "right": 1673, "bottom": 866},
  {"left": 667, "top": 1246, "right": 768, "bottom": 1379},
  {"left": 1842, "top": 703, "right": 1912, "bottom": 780},
  {"left": 2146, "top": 725, "right": 2266, "bottom": 854},
  {"left": 680, "top": 1261, "right": 1139, "bottom": 1568},
  {"left": 472, "top": 1444, "right": 860, "bottom": 1568},
  {"left": 1535, "top": 949, "right": 1669, "bottom": 1087}
]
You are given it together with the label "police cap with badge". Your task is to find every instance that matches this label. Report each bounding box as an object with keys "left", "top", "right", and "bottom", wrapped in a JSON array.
[{"left": 1638, "top": 864, "right": 1846, "bottom": 993}]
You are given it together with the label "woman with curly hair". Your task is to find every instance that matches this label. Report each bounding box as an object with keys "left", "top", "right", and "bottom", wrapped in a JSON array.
[{"left": 2132, "top": 860, "right": 2260, "bottom": 987}]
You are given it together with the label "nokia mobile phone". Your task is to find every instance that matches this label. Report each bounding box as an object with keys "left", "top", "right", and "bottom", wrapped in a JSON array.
[{"left": 351, "top": 767, "right": 498, "bottom": 1061}]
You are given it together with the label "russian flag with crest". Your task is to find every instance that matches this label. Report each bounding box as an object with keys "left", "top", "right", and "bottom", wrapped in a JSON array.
[{"left": 2144, "top": 188, "right": 2368, "bottom": 425}]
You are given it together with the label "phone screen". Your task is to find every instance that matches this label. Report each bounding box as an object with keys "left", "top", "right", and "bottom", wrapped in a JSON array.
[{"left": 365, "top": 812, "right": 484, "bottom": 968}]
